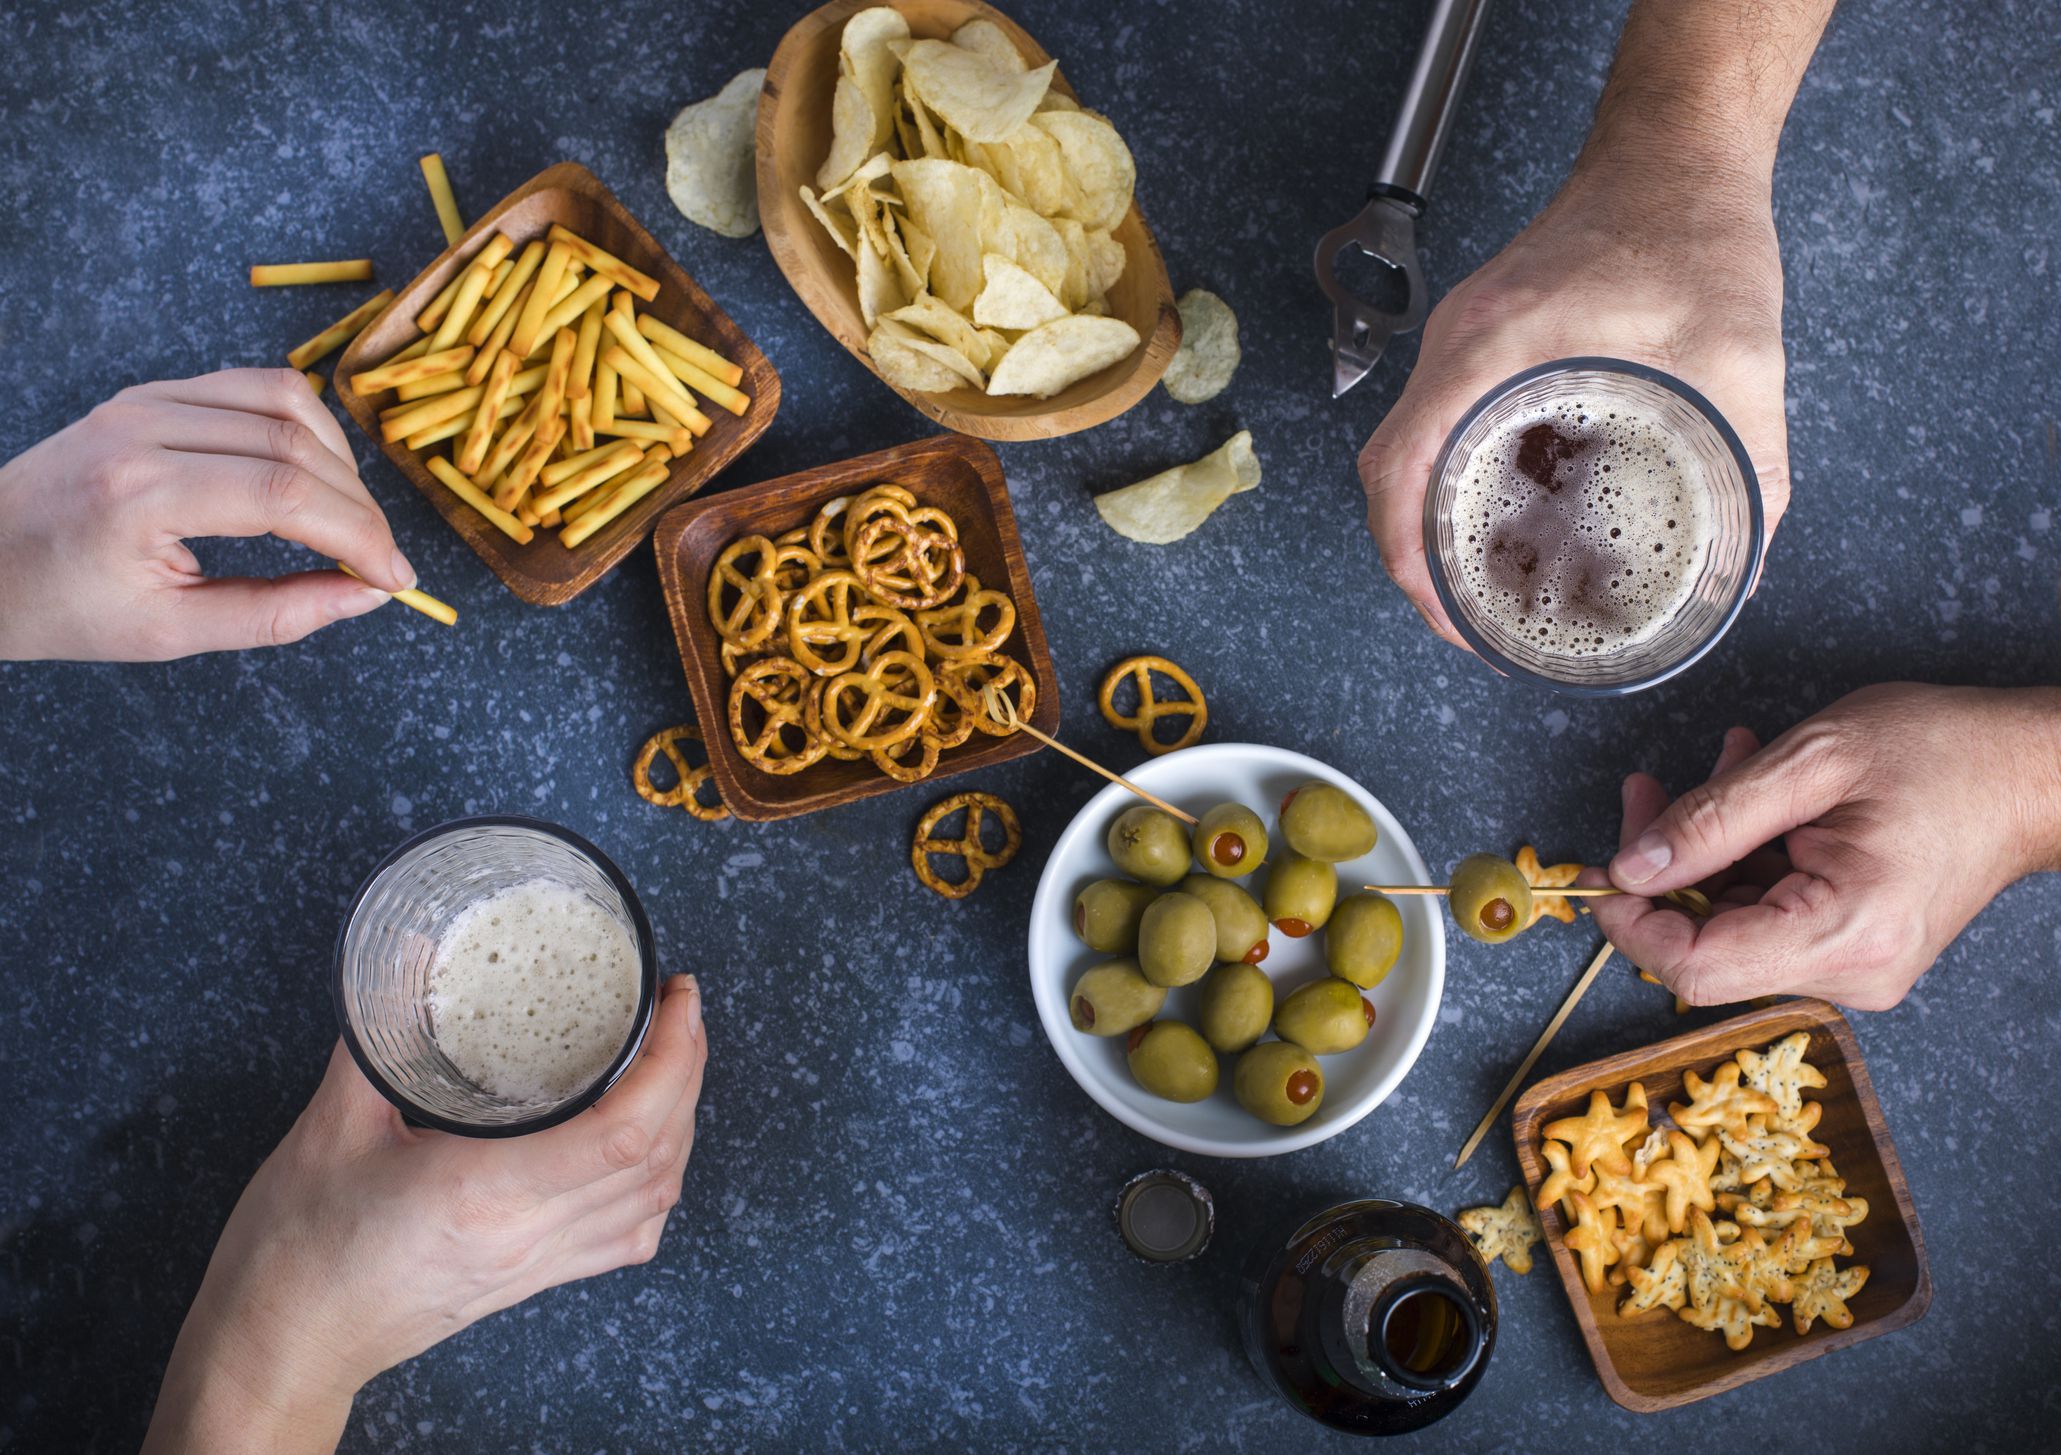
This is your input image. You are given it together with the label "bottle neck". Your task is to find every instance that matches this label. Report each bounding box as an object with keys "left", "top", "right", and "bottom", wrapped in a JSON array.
[{"left": 1315, "top": 1242, "right": 1485, "bottom": 1400}]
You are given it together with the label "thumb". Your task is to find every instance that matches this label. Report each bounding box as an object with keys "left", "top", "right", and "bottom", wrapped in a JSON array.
[
  {"left": 1608, "top": 733, "right": 1850, "bottom": 894},
  {"left": 1358, "top": 381, "right": 1477, "bottom": 649},
  {"left": 160, "top": 571, "right": 387, "bottom": 657}
]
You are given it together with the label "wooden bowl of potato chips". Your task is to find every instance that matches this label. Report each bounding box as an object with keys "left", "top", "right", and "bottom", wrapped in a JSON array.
[{"left": 758, "top": 0, "right": 1181, "bottom": 441}]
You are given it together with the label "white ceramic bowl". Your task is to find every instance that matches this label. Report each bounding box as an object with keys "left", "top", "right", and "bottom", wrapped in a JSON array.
[{"left": 1027, "top": 743, "right": 1446, "bottom": 1157}]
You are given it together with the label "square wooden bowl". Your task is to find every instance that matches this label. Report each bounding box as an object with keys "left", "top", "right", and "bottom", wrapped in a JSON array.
[
  {"left": 757, "top": 0, "right": 1181, "bottom": 441},
  {"left": 652, "top": 434, "right": 1059, "bottom": 821},
  {"left": 1511, "top": 998, "right": 1930, "bottom": 1413},
  {"left": 335, "top": 162, "right": 781, "bottom": 606}
]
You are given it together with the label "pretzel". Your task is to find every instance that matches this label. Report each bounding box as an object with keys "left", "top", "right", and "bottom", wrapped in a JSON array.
[
  {"left": 854, "top": 600, "right": 924, "bottom": 665},
  {"left": 840, "top": 482, "right": 924, "bottom": 562},
  {"left": 872, "top": 731, "right": 940, "bottom": 783},
  {"left": 809, "top": 495, "right": 855, "bottom": 568},
  {"left": 770, "top": 540, "right": 822, "bottom": 593},
  {"left": 631, "top": 723, "right": 729, "bottom": 822},
  {"left": 706, "top": 534, "right": 783, "bottom": 650},
  {"left": 910, "top": 791, "right": 1020, "bottom": 899},
  {"left": 785, "top": 569, "right": 871, "bottom": 676},
  {"left": 925, "top": 674, "right": 977, "bottom": 749},
  {"left": 851, "top": 513, "right": 964, "bottom": 610},
  {"left": 803, "top": 679, "right": 867, "bottom": 761},
  {"left": 727, "top": 656, "right": 827, "bottom": 775},
  {"left": 820, "top": 650, "right": 936, "bottom": 750},
  {"left": 917, "top": 574, "right": 1016, "bottom": 659},
  {"left": 1098, "top": 655, "right": 1206, "bottom": 755}
]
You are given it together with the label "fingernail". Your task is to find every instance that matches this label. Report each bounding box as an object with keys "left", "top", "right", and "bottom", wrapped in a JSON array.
[
  {"left": 335, "top": 585, "right": 388, "bottom": 619},
  {"left": 389, "top": 549, "right": 418, "bottom": 591},
  {"left": 682, "top": 974, "right": 702, "bottom": 1032},
  {"left": 1613, "top": 831, "right": 1673, "bottom": 886}
]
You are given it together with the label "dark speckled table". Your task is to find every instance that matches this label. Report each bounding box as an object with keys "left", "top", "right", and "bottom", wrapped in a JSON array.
[{"left": 3, "top": 2, "right": 2058, "bottom": 1450}]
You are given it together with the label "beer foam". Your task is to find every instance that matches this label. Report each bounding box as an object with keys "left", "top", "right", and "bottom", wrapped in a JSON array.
[
  {"left": 1449, "top": 398, "right": 1713, "bottom": 657},
  {"left": 427, "top": 879, "right": 640, "bottom": 1104}
]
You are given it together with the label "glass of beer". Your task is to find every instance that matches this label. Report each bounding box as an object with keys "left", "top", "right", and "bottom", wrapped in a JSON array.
[
  {"left": 333, "top": 816, "right": 658, "bottom": 1137},
  {"left": 1422, "top": 358, "right": 1763, "bottom": 694}
]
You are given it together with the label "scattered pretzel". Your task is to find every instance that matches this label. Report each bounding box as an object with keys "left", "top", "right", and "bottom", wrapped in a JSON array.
[
  {"left": 1098, "top": 655, "right": 1207, "bottom": 755},
  {"left": 631, "top": 724, "right": 729, "bottom": 822},
  {"left": 910, "top": 791, "right": 1021, "bottom": 899}
]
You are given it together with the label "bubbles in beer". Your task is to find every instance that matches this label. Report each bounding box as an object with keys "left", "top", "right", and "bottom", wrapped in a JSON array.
[{"left": 1449, "top": 399, "right": 1712, "bottom": 657}]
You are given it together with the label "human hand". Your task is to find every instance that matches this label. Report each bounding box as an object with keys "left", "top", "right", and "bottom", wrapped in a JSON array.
[
  {"left": 1357, "top": 139, "right": 1791, "bottom": 646},
  {"left": 0, "top": 368, "right": 417, "bottom": 661},
  {"left": 143, "top": 974, "right": 706, "bottom": 1455},
  {"left": 1588, "top": 686, "right": 2061, "bottom": 1011}
]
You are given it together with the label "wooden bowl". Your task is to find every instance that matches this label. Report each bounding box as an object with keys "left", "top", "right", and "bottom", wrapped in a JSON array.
[
  {"left": 335, "top": 162, "right": 781, "bottom": 606},
  {"left": 651, "top": 434, "right": 1059, "bottom": 821},
  {"left": 757, "top": 0, "right": 1181, "bottom": 441},
  {"left": 1511, "top": 998, "right": 1930, "bottom": 1413}
]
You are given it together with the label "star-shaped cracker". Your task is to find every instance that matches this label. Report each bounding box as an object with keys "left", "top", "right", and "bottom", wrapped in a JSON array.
[
  {"left": 1679, "top": 1209, "right": 1749, "bottom": 1313},
  {"left": 1515, "top": 845, "right": 1584, "bottom": 928},
  {"left": 1670, "top": 1063, "right": 1780, "bottom": 1141},
  {"left": 1734, "top": 1188, "right": 1869, "bottom": 1257},
  {"left": 1721, "top": 1224, "right": 1801, "bottom": 1311},
  {"left": 1791, "top": 1258, "right": 1870, "bottom": 1335},
  {"left": 1678, "top": 1290, "right": 1783, "bottom": 1350},
  {"left": 1544, "top": 1084, "right": 1652, "bottom": 1180},
  {"left": 1561, "top": 1190, "right": 1622, "bottom": 1295},
  {"left": 1590, "top": 1159, "right": 1666, "bottom": 1241},
  {"left": 1735, "top": 1031, "right": 1829, "bottom": 1135},
  {"left": 1715, "top": 1117, "right": 1831, "bottom": 1189},
  {"left": 1620, "top": 1238, "right": 1688, "bottom": 1314},
  {"left": 1538, "top": 1139, "right": 1595, "bottom": 1218},
  {"left": 1609, "top": 1225, "right": 1655, "bottom": 1286},
  {"left": 1641, "top": 1128, "right": 1722, "bottom": 1234},
  {"left": 1630, "top": 1126, "right": 1669, "bottom": 1179},
  {"left": 1459, "top": 1185, "right": 1543, "bottom": 1275}
]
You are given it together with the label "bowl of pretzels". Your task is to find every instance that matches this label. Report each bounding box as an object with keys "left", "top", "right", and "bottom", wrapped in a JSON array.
[{"left": 652, "top": 433, "right": 1059, "bottom": 821}]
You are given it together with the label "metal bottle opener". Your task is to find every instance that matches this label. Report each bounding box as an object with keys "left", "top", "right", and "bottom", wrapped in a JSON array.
[{"left": 1316, "top": 0, "right": 1493, "bottom": 398}]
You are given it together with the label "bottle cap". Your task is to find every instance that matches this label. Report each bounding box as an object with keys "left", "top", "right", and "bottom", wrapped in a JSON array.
[{"left": 1115, "top": 1169, "right": 1214, "bottom": 1263}]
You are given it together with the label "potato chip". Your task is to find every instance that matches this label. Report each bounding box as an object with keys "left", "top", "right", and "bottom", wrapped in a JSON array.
[
  {"left": 1093, "top": 430, "right": 1262, "bottom": 544},
  {"left": 899, "top": 39, "right": 1056, "bottom": 144},
  {"left": 1161, "top": 288, "right": 1241, "bottom": 404},
  {"left": 820, "top": 150, "right": 893, "bottom": 204},
  {"left": 873, "top": 319, "right": 985, "bottom": 389},
  {"left": 886, "top": 292, "right": 993, "bottom": 368},
  {"left": 856, "top": 236, "right": 904, "bottom": 327},
  {"left": 952, "top": 18, "right": 1026, "bottom": 72},
  {"left": 664, "top": 69, "right": 766, "bottom": 238},
  {"left": 819, "top": 7, "right": 910, "bottom": 191},
  {"left": 986, "top": 314, "right": 1140, "bottom": 398},
  {"left": 986, "top": 125, "right": 1073, "bottom": 218},
  {"left": 1032, "top": 110, "right": 1135, "bottom": 232},
  {"left": 799, "top": 184, "right": 858, "bottom": 259},
  {"left": 868, "top": 322, "right": 968, "bottom": 393},
  {"left": 972, "top": 253, "right": 1068, "bottom": 330},
  {"left": 905, "top": 80, "right": 951, "bottom": 159},
  {"left": 891, "top": 159, "right": 991, "bottom": 310},
  {"left": 984, "top": 194, "right": 1070, "bottom": 300}
]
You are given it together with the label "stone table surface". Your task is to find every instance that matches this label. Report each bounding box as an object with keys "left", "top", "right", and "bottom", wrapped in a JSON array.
[{"left": 3, "top": 1, "right": 2058, "bottom": 1450}]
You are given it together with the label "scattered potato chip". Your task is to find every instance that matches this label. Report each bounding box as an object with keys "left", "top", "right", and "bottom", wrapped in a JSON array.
[
  {"left": 986, "top": 314, "right": 1141, "bottom": 398},
  {"left": 899, "top": 39, "right": 1056, "bottom": 143},
  {"left": 664, "top": 70, "right": 766, "bottom": 239},
  {"left": 1094, "top": 430, "right": 1262, "bottom": 544},
  {"left": 972, "top": 253, "right": 1069, "bottom": 330},
  {"left": 1161, "top": 288, "right": 1241, "bottom": 404}
]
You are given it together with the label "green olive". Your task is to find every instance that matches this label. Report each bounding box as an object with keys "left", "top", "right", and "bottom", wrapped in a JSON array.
[
  {"left": 1449, "top": 853, "right": 1533, "bottom": 945},
  {"left": 1137, "top": 891, "right": 1216, "bottom": 988},
  {"left": 1278, "top": 781, "right": 1378, "bottom": 862},
  {"left": 1191, "top": 802, "right": 1268, "bottom": 879},
  {"left": 1273, "top": 977, "right": 1375, "bottom": 1055},
  {"left": 1325, "top": 893, "right": 1404, "bottom": 988},
  {"left": 1234, "top": 1041, "right": 1325, "bottom": 1126},
  {"left": 1072, "top": 879, "right": 1159, "bottom": 953},
  {"left": 1262, "top": 852, "right": 1338, "bottom": 938},
  {"left": 1125, "top": 1020, "right": 1219, "bottom": 1102},
  {"left": 1178, "top": 875, "right": 1270, "bottom": 964},
  {"left": 1068, "top": 959, "right": 1165, "bottom": 1037},
  {"left": 1196, "top": 962, "right": 1275, "bottom": 1054},
  {"left": 1107, "top": 806, "right": 1192, "bottom": 886}
]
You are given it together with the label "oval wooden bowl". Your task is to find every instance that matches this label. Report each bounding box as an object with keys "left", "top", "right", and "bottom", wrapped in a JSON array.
[{"left": 757, "top": 0, "right": 1181, "bottom": 442}]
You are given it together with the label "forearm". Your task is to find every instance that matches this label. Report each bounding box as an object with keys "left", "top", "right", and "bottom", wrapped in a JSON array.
[
  {"left": 2000, "top": 687, "right": 2061, "bottom": 878},
  {"left": 143, "top": 1282, "right": 357, "bottom": 1455},
  {"left": 1577, "top": 0, "right": 1836, "bottom": 194}
]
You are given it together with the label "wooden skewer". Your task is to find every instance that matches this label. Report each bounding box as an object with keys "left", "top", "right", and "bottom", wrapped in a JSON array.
[
  {"left": 1366, "top": 884, "right": 1715, "bottom": 916},
  {"left": 980, "top": 686, "right": 1197, "bottom": 826},
  {"left": 1453, "top": 941, "right": 1616, "bottom": 1171}
]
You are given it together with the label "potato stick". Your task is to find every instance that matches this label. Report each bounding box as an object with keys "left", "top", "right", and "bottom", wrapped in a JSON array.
[
  {"left": 420, "top": 153, "right": 464, "bottom": 246},
  {"left": 429, "top": 251, "right": 506, "bottom": 354},
  {"left": 560, "top": 448, "right": 673, "bottom": 548},
  {"left": 478, "top": 406, "right": 540, "bottom": 488},
  {"left": 521, "top": 271, "right": 587, "bottom": 360},
  {"left": 592, "top": 357, "right": 619, "bottom": 430},
  {"left": 338, "top": 561, "right": 457, "bottom": 627},
  {"left": 382, "top": 383, "right": 486, "bottom": 442},
  {"left": 251, "top": 260, "right": 374, "bottom": 287},
  {"left": 541, "top": 505, "right": 563, "bottom": 528},
  {"left": 602, "top": 316, "right": 714, "bottom": 426},
  {"left": 405, "top": 383, "right": 534, "bottom": 449},
  {"left": 527, "top": 441, "right": 638, "bottom": 515},
  {"left": 371, "top": 335, "right": 435, "bottom": 372},
  {"left": 426, "top": 456, "right": 534, "bottom": 545},
  {"left": 385, "top": 362, "right": 538, "bottom": 420},
  {"left": 287, "top": 290, "right": 394, "bottom": 370},
  {"left": 466, "top": 279, "right": 532, "bottom": 385},
  {"left": 499, "top": 412, "right": 566, "bottom": 507},
  {"left": 480, "top": 256, "right": 515, "bottom": 302},
  {"left": 569, "top": 298, "right": 606, "bottom": 399},
  {"left": 546, "top": 224, "right": 661, "bottom": 301},
  {"left": 467, "top": 241, "right": 545, "bottom": 347},
  {"left": 564, "top": 393, "right": 590, "bottom": 452},
  {"left": 351, "top": 344, "right": 475, "bottom": 395},
  {"left": 558, "top": 481, "right": 614, "bottom": 525},
  {"left": 601, "top": 345, "right": 711, "bottom": 438},
  {"left": 393, "top": 369, "right": 469, "bottom": 402},
  {"left": 531, "top": 273, "right": 613, "bottom": 348},
  {"left": 517, "top": 497, "right": 542, "bottom": 527},
  {"left": 648, "top": 395, "right": 710, "bottom": 440},
  {"left": 510, "top": 241, "right": 571, "bottom": 357},
  {"left": 652, "top": 341, "right": 749, "bottom": 416},
  {"left": 417, "top": 229, "right": 509, "bottom": 330},
  {"left": 619, "top": 376, "right": 647, "bottom": 417},
  {"left": 635, "top": 314, "right": 743, "bottom": 387},
  {"left": 538, "top": 439, "right": 622, "bottom": 487},
  {"left": 304, "top": 371, "right": 326, "bottom": 397},
  {"left": 533, "top": 326, "right": 577, "bottom": 427},
  {"left": 595, "top": 418, "right": 693, "bottom": 452},
  {"left": 457, "top": 350, "right": 520, "bottom": 475}
]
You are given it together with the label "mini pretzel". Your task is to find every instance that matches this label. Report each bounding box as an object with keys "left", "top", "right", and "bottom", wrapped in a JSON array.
[
  {"left": 809, "top": 495, "right": 854, "bottom": 568},
  {"left": 707, "top": 534, "right": 783, "bottom": 650},
  {"left": 917, "top": 576, "right": 1016, "bottom": 659},
  {"left": 803, "top": 678, "right": 866, "bottom": 761},
  {"left": 872, "top": 732, "right": 940, "bottom": 783},
  {"left": 854, "top": 600, "right": 924, "bottom": 664},
  {"left": 631, "top": 723, "right": 730, "bottom": 822},
  {"left": 785, "top": 570, "right": 870, "bottom": 676},
  {"left": 728, "top": 656, "right": 827, "bottom": 775},
  {"left": 840, "top": 482, "right": 924, "bottom": 562},
  {"left": 940, "top": 652, "right": 1035, "bottom": 736},
  {"left": 910, "top": 791, "right": 1020, "bottom": 899},
  {"left": 1098, "top": 655, "right": 1206, "bottom": 755},
  {"left": 821, "top": 649, "right": 936, "bottom": 750},
  {"left": 925, "top": 676, "right": 977, "bottom": 748},
  {"left": 851, "top": 514, "right": 964, "bottom": 610},
  {"left": 770, "top": 540, "right": 822, "bottom": 593}
]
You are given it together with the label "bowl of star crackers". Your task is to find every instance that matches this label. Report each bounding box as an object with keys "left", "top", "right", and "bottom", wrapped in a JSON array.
[{"left": 1499, "top": 998, "right": 1930, "bottom": 1412}]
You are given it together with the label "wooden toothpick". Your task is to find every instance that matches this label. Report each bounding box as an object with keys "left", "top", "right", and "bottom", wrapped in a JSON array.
[
  {"left": 1453, "top": 941, "right": 1617, "bottom": 1171},
  {"left": 1366, "top": 884, "right": 1714, "bottom": 916},
  {"left": 979, "top": 686, "right": 1197, "bottom": 826}
]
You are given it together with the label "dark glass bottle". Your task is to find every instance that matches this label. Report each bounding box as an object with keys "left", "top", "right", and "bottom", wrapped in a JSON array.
[{"left": 1239, "top": 1199, "right": 1496, "bottom": 1435}]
